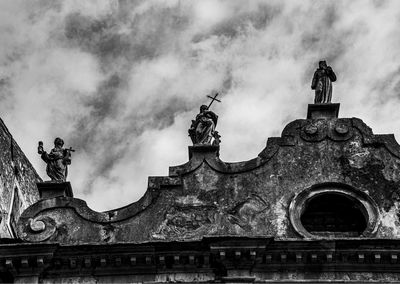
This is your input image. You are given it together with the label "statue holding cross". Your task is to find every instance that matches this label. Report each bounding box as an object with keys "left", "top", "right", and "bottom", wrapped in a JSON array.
[{"left": 188, "top": 93, "right": 221, "bottom": 146}]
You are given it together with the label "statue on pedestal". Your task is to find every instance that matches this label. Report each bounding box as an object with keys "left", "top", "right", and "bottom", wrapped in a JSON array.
[
  {"left": 38, "top": 138, "right": 74, "bottom": 182},
  {"left": 311, "top": 60, "right": 337, "bottom": 103},
  {"left": 188, "top": 93, "right": 221, "bottom": 146}
]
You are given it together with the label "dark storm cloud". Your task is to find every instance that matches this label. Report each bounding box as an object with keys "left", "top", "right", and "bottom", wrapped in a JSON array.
[
  {"left": 202, "top": 3, "right": 281, "bottom": 39},
  {"left": 70, "top": 74, "right": 124, "bottom": 148}
]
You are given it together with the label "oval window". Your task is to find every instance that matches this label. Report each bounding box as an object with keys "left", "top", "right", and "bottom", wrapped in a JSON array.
[
  {"left": 289, "top": 184, "right": 379, "bottom": 239},
  {"left": 300, "top": 192, "right": 367, "bottom": 237}
]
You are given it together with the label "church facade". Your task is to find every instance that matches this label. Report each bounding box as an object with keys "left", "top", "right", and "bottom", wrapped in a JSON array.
[{"left": 1, "top": 103, "right": 400, "bottom": 283}]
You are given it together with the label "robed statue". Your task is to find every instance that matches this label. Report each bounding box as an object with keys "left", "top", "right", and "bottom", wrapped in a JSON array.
[
  {"left": 38, "top": 137, "right": 74, "bottom": 182},
  {"left": 311, "top": 60, "right": 337, "bottom": 103},
  {"left": 189, "top": 104, "right": 220, "bottom": 146}
]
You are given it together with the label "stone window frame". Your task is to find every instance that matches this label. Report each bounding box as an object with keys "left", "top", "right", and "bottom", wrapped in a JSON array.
[
  {"left": 289, "top": 183, "right": 379, "bottom": 239},
  {"left": 6, "top": 178, "right": 24, "bottom": 238}
]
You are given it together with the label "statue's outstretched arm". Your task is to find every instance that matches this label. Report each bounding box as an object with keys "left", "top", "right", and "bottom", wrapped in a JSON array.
[{"left": 40, "top": 152, "right": 49, "bottom": 163}]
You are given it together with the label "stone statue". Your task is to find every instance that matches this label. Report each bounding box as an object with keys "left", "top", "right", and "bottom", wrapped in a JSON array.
[
  {"left": 189, "top": 105, "right": 220, "bottom": 146},
  {"left": 311, "top": 60, "right": 337, "bottom": 103},
  {"left": 38, "top": 138, "right": 74, "bottom": 182}
]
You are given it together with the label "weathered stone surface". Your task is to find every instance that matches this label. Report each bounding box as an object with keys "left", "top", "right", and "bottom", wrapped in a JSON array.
[
  {"left": 0, "top": 118, "right": 41, "bottom": 238},
  {"left": 16, "top": 105, "right": 400, "bottom": 244}
]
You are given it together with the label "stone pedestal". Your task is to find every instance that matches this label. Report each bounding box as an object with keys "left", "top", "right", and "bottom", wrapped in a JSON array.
[
  {"left": 188, "top": 145, "right": 219, "bottom": 160},
  {"left": 37, "top": 181, "right": 73, "bottom": 200},
  {"left": 307, "top": 103, "right": 340, "bottom": 119}
]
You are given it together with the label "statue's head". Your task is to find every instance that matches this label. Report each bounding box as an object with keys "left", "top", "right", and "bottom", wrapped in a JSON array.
[
  {"left": 319, "top": 60, "right": 327, "bottom": 68},
  {"left": 54, "top": 137, "right": 64, "bottom": 147},
  {"left": 200, "top": 105, "right": 208, "bottom": 112}
]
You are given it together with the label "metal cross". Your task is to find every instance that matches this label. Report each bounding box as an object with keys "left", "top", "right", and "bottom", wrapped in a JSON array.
[{"left": 206, "top": 93, "right": 221, "bottom": 109}]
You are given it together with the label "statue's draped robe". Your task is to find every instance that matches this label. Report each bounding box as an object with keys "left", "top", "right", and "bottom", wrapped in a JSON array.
[
  {"left": 194, "top": 111, "right": 218, "bottom": 144},
  {"left": 41, "top": 147, "right": 70, "bottom": 181},
  {"left": 311, "top": 67, "right": 337, "bottom": 103}
]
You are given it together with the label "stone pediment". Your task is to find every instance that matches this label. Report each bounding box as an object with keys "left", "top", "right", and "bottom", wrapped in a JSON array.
[{"left": 17, "top": 104, "right": 400, "bottom": 244}]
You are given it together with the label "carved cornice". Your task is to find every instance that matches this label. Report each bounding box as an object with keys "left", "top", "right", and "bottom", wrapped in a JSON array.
[{"left": 2, "top": 238, "right": 400, "bottom": 281}]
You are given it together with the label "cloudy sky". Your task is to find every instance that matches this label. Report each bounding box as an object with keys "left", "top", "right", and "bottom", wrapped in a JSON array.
[{"left": 1, "top": 0, "right": 400, "bottom": 211}]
